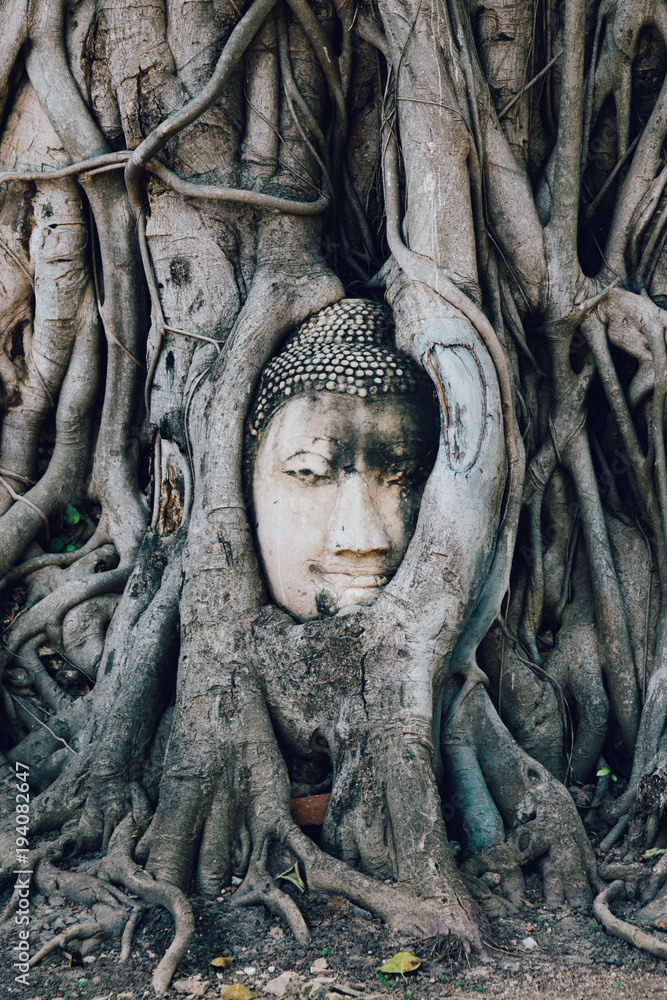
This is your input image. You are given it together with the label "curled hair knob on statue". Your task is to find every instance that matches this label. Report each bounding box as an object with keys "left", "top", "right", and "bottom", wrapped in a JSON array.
[{"left": 247, "top": 298, "right": 433, "bottom": 439}]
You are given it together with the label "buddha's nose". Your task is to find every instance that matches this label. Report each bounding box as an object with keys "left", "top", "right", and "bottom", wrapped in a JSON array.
[{"left": 325, "top": 472, "right": 391, "bottom": 555}]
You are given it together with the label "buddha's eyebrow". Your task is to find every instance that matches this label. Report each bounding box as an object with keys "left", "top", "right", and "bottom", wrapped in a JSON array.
[{"left": 282, "top": 444, "right": 333, "bottom": 459}]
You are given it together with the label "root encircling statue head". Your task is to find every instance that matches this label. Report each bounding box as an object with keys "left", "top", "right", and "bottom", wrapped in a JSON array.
[{"left": 245, "top": 299, "right": 439, "bottom": 621}]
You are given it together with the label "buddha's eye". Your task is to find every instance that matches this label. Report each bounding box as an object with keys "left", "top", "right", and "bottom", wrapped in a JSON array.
[
  {"left": 382, "top": 463, "right": 427, "bottom": 487},
  {"left": 282, "top": 452, "right": 332, "bottom": 484},
  {"left": 284, "top": 467, "right": 330, "bottom": 485}
]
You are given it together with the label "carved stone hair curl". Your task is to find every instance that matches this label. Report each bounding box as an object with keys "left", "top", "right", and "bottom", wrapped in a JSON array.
[{"left": 246, "top": 298, "right": 433, "bottom": 442}]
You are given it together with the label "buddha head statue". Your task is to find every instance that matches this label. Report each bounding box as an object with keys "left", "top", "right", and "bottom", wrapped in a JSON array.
[{"left": 246, "top": 299, "right": 439, "bottom": 622}]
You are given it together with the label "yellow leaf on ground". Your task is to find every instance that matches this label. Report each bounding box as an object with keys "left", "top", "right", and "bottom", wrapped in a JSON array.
[
  {"left": 276, "top": 861, "right": 306, "bottom": 893},
  {"left": 211, "top": 956, "right": 234, "bottom": 968},
  {"left": 221, "top": 985, "right": 256, "bottom": 1000},
  {"left": 379, "top": 952, "right": 421, "bottom": 977}
]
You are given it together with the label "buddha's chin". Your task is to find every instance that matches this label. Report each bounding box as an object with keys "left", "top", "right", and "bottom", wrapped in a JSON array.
[
  {"left": 337, "top": 585, "right": 384, "bottom": 610},
  {"left": 311, "top": 581, "right": 386, "bottom": 618}
]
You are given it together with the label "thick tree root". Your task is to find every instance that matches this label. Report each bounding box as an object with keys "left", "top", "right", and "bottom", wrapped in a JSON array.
[
  {"left": 450, "top": 685, "right": 600, "bottom": 909},
  {"left": 0, "top": 832, "right": 86, "bottom": 920},
  {"left": 100, "top": 816, "right": 195, "bottom": 995},
  {"left": 593, "top": 881, "right": 667, "bottom": 959},
  {"left": 285, "top": 827, "right": 481, "bottom": 948},
  {"left": 598, "top": 816, "right": 631, "bottom": 855}
]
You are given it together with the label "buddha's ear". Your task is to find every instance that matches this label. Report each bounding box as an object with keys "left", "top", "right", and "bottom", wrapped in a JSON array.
[{"left": 385, "top": 267, "right": 496, "bottom": 474}]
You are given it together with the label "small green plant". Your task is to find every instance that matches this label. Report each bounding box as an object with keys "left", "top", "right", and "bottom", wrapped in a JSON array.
[
  {"left": 590, "top": 923, "right": 600, "bottom": 930},
  {"left": 320, "top": 949, "right": 328, "bottom": 957},
  {"left": 374, "top": 972, "right": 391, "bottom": 993},
  {"left": 64, "top": 503, "right": 82, "bottom": 524},
  {"left": 77, "top": 981, "right": 86, "bottom": 988},
  {"left": 49, "top": 536, "right": 74, "bottom": 552},
  {"left": 597, "top": 766, "right": 617, "bottom": 782},
  {"left": 49, "top": 504, "right": 83, "bottom": 552}
]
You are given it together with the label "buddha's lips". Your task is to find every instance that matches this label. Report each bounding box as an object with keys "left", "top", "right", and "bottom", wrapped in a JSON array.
[{"left": 311, "top": 569, "right": 395, "bottom": 590}]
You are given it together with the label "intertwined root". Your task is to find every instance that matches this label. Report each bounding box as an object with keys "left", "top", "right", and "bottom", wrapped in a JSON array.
[
  {"left": 443, "top": 684, "right": 599, "bottom": 910},
  {"left": 594, "top": 881, "right": 667, "bottom": 960}
]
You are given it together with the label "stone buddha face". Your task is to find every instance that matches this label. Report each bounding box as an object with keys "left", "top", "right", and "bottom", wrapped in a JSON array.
[
  {"left": 247, "top": 300, "right": 438, "bottom": 622},
  {"left": 251, "top": 392, "right": 437, "bottom": 621}
]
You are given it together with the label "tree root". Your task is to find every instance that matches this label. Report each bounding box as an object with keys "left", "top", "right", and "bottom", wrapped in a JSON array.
[
  {"left": 100, "top": 815, "right": 194, "bottom": 994},
  {"left": 593, "top": 880, "right": 667, "bottom": 959},
  {"left": 1, "top": 519, "right": 111, "bottom": 590},
  {"left": 28, "top": 921, "right": 112, "bottom": 967},
  {"left": 33, "top": 858, "right": 134, "bottom": 931},
  {"left": 147, "top": 160, "right": 330, "bottom": 214},
  {"left": 285, "top": 826, "right": 481, "bottom": 948},
  {"left": 124, "top": 0, "right": 280, "bottom": 215},
  {"left": 459, "top": 872, "right": 516, "bottom": 918},
  {"left": 119, "top": 905, "right": 145, "bottom": 963},
  {"left": 598, "top": 815, "right": 630, "bottom": 855},
  {"left": 640, "top": 847, "right": 667, "bottom": 904},
  {"left": 232, "top": 863, "right": 310, "bottom": 943},
  {"left": 0, "top": 831, "right": 85, "bottom": 914},
  {"left": 4, "top": 565, "right": 127, "bottom": 656}
]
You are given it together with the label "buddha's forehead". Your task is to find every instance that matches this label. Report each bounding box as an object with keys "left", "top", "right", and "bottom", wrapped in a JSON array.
[{"left": 259, "top": 392, "right": 434, "bottom": 465}]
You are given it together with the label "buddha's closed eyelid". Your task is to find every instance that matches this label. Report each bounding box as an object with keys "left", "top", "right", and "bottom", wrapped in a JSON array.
[
  {"left": 382, "top": 455, "right": 418, "bottom": 472},
  {"left": 380, "top": 459, "right": 429, "bottom": 484},
  {"left": 281, "top": 452, "right": 333, "bottom": 482}
]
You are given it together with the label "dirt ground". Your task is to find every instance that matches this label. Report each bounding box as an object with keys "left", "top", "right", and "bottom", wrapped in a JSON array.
[{"left": 3, "top": 859, "right": 667, "bottom": 1000}]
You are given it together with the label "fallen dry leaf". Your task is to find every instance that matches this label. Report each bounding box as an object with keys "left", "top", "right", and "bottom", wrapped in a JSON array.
[
  {"left": 210, "top": 957, "right": 234, "bottom": 968},
  {"left": 379, "top": 952, "right": 421, "bottom": 978},
  {"left": 221, "top": 986, "right": 256, "bottom": 1000},
  {"left": 653, "top": 918, "right": 667, "bottom": 932},
  {"left": 276, "top": 861, "right": 306, "bottom": 893}
]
